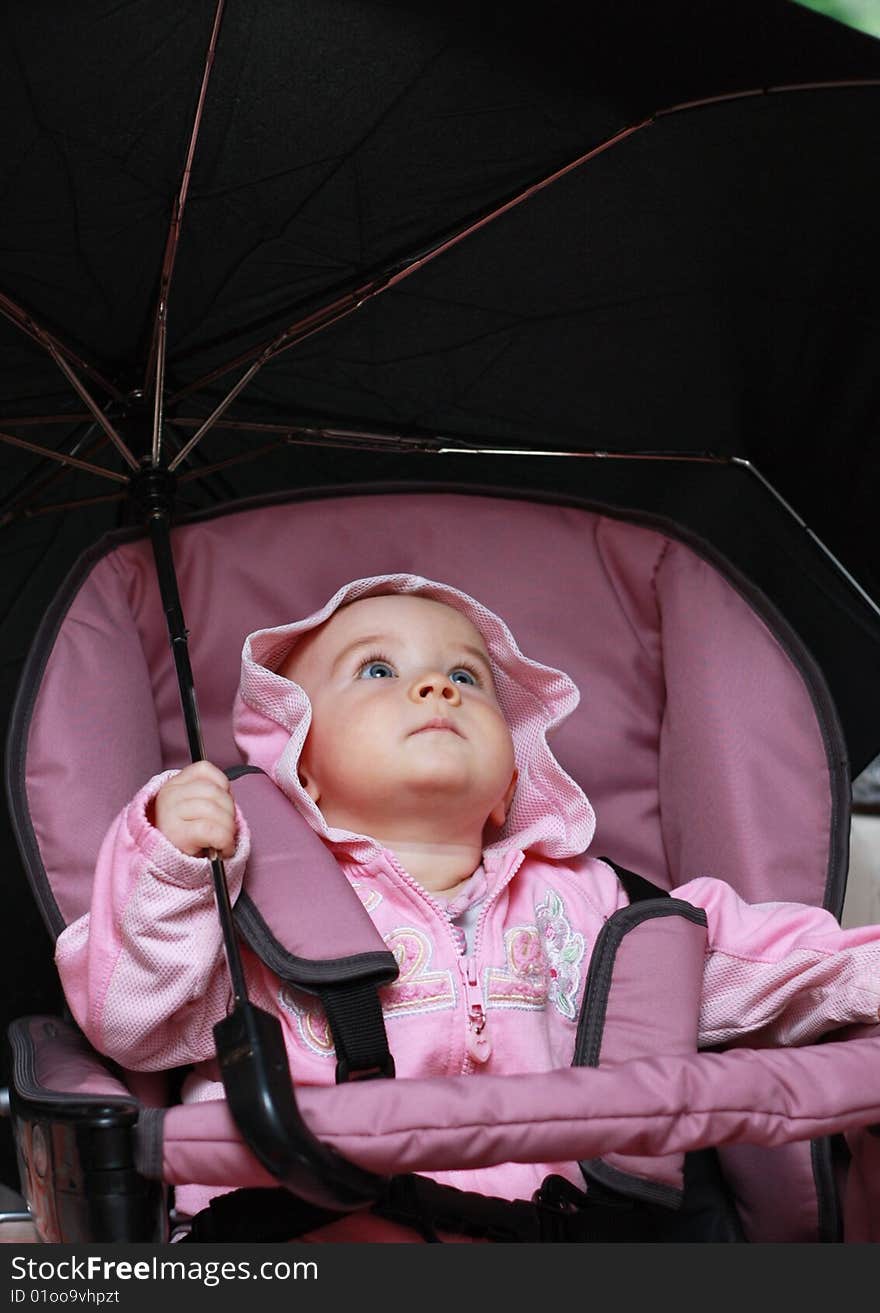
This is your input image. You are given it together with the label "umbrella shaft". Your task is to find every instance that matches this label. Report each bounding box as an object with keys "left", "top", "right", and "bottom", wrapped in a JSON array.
[
  {"left": 147, "top": 512, "right": 204, "bottom": 760},
  {"left": 145, "top": 504, "right": 249, "bottom": 1007}
]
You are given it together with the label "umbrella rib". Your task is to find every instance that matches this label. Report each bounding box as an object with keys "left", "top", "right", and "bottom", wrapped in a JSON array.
[
  {"left": 0, "top": 424, "right": 110, "bottom": 521},
  {"left": 168, "top": 74, "right": 880, "bottom": 417},
  {"left": 144, "top": 0, "right": 228, "bottom": 465},
  {"left": 174, "top": 437, "right": 300, "bottom": 483},
  {"left": 1, "top": 490, "right": 125, "bottom": 527},
  {"left": 0, "top": 429, "right": 130, "bottom": 484},
  {"left": 658, "top": 77, "right": 880, "bottom": 117},
  {"left": 0, "top": 290, "right": 126, "bottom": 403},
  {"left": 439, "top": 447, "right": 727, "bottom": 460},
  {"left": 167, "top": 300, "right": 375, "bottom": 469},
  {"left": 732, "top": 458, "right": 880, "bottom": 623},
  {"left": 171, "top": 424, "right": 446, "bottom": 476},
  {"left": 171, "top": 417, "right": 733, "bottom": 460},
  {"left": 167, "top": 117, "right": 653, "bottom": 470},
  {"left": 39, "top": 337, "right": 140, "bottom": 471}
]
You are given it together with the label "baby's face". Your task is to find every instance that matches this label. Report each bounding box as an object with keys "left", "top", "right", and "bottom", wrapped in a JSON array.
[{"left": 280, "top": 594, "right": 516, "bottom": 838}]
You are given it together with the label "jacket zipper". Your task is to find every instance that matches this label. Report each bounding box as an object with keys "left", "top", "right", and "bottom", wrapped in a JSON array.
[
  {"left": 459, "top": 851, "right": 525, "bottom": 1073},
  {"left": 373, "top": 848, "right": 524, "bottom": 1075},
  {"left": 458, "top": 954, "right": 492, "bottom": 1064}
]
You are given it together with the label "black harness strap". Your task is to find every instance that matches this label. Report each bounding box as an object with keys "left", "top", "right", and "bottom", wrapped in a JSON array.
[
  {"left": 600, "top": 856, "right": 670, "bottom": 903},
  {"left": 320, "top": 982, "right": 395, "bottom": 1082},
  {"left": 180, "top": 1175, "right": 663, "bottom": 1244}
]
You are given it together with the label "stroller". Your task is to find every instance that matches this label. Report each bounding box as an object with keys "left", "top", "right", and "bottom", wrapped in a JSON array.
[{"left": 5, "top": 480, "right": 880, "bottom": 1243}]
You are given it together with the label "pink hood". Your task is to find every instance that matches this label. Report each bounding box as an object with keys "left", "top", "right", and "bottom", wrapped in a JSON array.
[{"left": 233, "top": 574, "right": 595, "bottom": 861}]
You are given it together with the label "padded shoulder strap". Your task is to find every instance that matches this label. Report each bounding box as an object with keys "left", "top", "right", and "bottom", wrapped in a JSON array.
[
  {"left": 226, "top": 767, "right": 398, "bottom": 1082},
  {"left": 227, "top": 767, "right": 396, "bottom": 986},
  {"left": 575, "top": 863, "right": 707, "bottom": 1206}
]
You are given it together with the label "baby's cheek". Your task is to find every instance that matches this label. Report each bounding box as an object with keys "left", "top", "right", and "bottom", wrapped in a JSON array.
[{"left": 320, "top": 711, "right": 395, "bottom": 783}]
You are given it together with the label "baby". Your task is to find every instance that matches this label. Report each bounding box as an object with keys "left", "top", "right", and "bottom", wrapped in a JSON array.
[{"left": 56, "top": 574, "right": 880, "bottom": 1236}]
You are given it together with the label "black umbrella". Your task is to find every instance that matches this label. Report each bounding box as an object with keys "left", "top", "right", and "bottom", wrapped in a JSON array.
[{"left": 2, "top": 0, "right": 879, "bottom": 1189}]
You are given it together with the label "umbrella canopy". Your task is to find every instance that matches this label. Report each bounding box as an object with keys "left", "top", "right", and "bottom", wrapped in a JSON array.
[{"left": 1, "top": 0, "right": 879, "bottom": 1188}]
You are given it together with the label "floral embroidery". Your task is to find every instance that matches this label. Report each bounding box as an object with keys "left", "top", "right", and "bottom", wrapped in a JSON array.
[{"left": 535, "top": 889, "right": 585, "bottom": 1021}]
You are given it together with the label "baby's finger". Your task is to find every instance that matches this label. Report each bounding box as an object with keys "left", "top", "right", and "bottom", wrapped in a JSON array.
[
  {"left": 173, "top": 781, "right": 236, "bottom": 816},
  {"left": 155, "top": 787, "right": 236, "bottom": 857},
  {"left": 168, "top": 812, "right": 237, "bottom": 858},
  {"left": 190, "top": 819, "right": 236, "bottom": 859},
  {"left": 162, "top": 782, "right": 236, "bottom": 829},
  {"left": 174, "top": 760, "right": 232, "bottom": 792},
  {"left": 176, "top": 796, "right": 236, "bottom": 830}
]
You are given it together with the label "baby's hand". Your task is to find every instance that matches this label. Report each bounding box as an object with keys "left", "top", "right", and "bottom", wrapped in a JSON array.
[{"left": 153, "top": 761, "right": 237, "bottom": 858}]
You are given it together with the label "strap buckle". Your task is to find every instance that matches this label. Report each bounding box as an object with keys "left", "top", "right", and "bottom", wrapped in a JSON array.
[{"left": 335, "top": 1052, "right": 396, "bottom": 1083}]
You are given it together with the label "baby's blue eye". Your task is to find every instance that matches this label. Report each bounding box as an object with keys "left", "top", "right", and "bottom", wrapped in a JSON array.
[
  {"left": 358, "top": 660, "right": 395, "bottom": 680},
  {"left": 450, "top": 667, "right": 477, "bottom": 686}
]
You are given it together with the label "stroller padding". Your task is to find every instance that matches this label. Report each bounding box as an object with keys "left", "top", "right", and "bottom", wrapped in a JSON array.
[
  {"left": 10, "top": 1017, "right": 137, "bottom": 1108},
  {"left": 575, "top": 896, "right": 708, "bottom": 1198},
  {"left": 151, "top": 1029, "right": 880, "bottom": 1188}
]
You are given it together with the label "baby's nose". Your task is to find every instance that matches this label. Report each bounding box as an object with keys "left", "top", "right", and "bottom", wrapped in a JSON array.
[{"left": 409, "top": 671, "right": 461, "bottom": 705}]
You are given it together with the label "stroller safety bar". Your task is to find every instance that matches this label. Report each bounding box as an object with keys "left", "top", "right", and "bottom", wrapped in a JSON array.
[
  {"left": 153, "top": 1032, "right": 880, "bottom": 1185},
  {"left": 11, "top": 1015, "right": 880, "bottom": 1242}
]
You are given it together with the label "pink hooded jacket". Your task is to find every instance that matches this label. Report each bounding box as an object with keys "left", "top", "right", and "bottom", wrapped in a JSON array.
[{"left": 55, "top": 574, "right": 880, "bottom": 1222}]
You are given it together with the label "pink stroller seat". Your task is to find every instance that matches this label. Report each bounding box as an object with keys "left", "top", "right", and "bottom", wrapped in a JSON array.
[{"left": 7, "top": 486, "right": 880, "bottom": 1242}]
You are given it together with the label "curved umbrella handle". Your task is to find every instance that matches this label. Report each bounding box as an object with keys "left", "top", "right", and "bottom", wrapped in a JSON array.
[{"left": 214, "top": 1001, "right": 384, "bottom": 1210}]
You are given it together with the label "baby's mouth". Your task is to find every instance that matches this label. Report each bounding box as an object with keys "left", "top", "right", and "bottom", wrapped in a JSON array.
[{"left": 411, "top": 717, "right": 462, "bottom": 737}]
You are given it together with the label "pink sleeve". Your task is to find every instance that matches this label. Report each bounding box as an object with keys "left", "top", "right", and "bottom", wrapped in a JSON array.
[
  {"left": 672, "top": 876, "right": 880, "bottom": 1047},
  {"left": 55, "top": 771, "right": 250, "bottom": 1071}
]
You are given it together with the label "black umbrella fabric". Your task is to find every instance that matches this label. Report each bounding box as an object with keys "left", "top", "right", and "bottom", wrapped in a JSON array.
[{"left": 1, "top": 0, "right": 879, "bottom": 1190}]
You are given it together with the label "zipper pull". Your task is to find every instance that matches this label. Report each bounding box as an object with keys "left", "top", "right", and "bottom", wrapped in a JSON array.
[{"left": 459, "top": 956, "right": 492, "bottom": 1064}]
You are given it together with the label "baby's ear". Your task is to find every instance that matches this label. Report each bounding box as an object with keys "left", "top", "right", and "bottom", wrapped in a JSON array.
[{"left": 298, "top": 768, "right": 321, "bottom": 804}]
